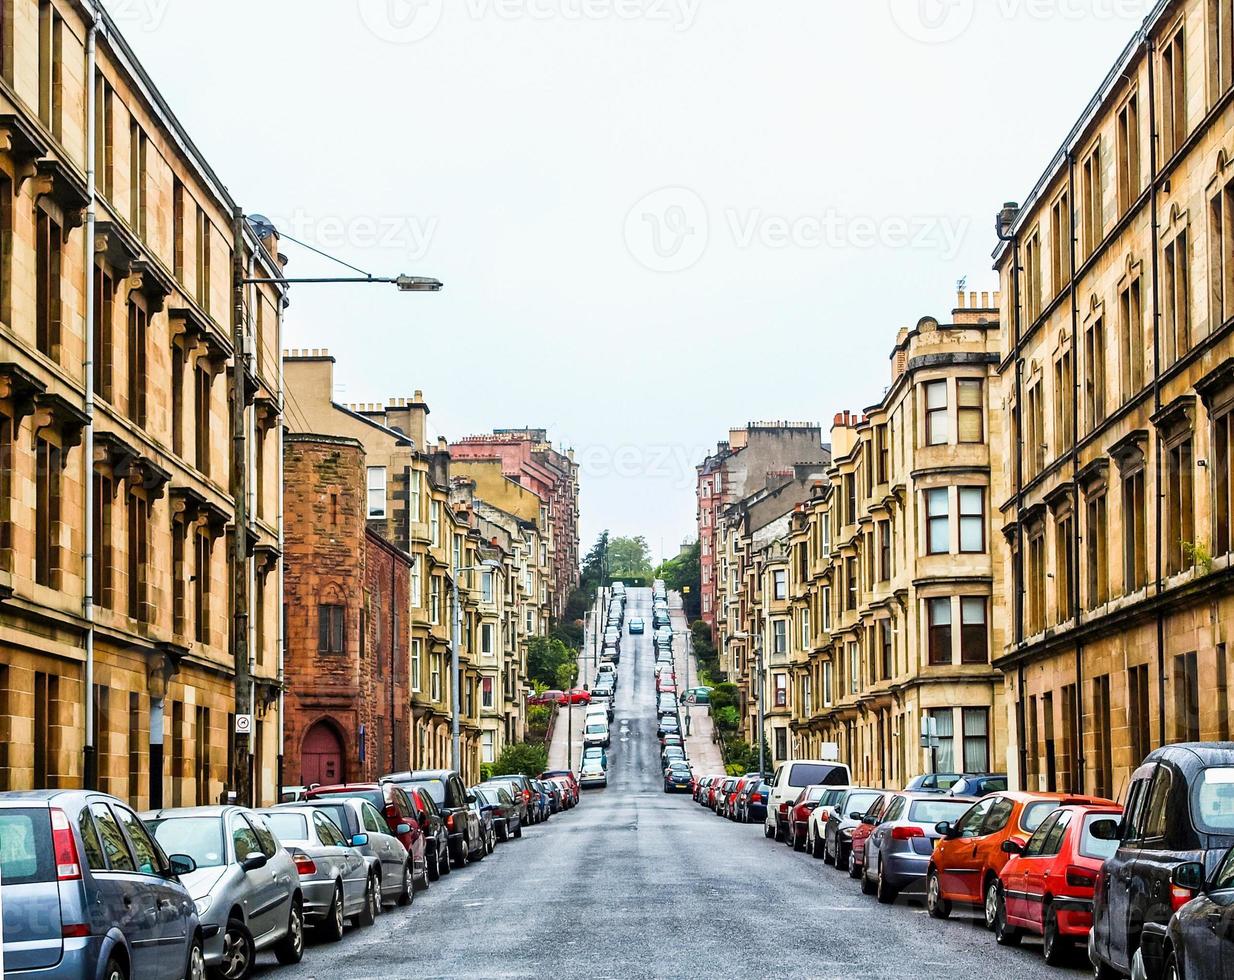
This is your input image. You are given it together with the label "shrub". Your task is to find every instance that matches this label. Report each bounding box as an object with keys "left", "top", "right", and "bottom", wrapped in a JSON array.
[
  {"left": 712, "top": 705, "right": 739, "bottom": 732},
  {"left": 709, "top": 682, "right": 740, "bottom": 714},
  {"left": 492, "top": 742, "right": 548, "bottom": 777}
]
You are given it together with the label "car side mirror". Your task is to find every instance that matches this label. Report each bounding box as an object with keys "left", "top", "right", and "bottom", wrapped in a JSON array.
[
  {"left": 169, "top": 853, "right": 197, "bottom": 876},
  {"left": 849, "top": 811, "right": 864, "bottom": 821},
  {"left": 396, "top": 823, "right": 412, "bottom": 835},
  {"left": 934, "top": 821, "right": 952, "bottom": 838},
  {"left": 1000, "top": 838, "right": 1025, "bottom": 855},
  {"left": 240, "top": 853, "right": 268, "bottom": 872},
  {"left": 861, "top": 816, "right": 877, "bottom": 826},
  {"left": 466, "top": 794, "right": 477, "bottom": 805},
  {"left": 351, "top": 834, "right": 369, "bottom": 847},
  {"left": 1173, "top": 862, "right": 1206, "bottom": 892}
]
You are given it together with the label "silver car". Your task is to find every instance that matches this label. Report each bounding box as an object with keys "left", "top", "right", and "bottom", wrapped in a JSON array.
[
  {"left": 144, "top": 806, "right": 303, "bottom": 979},
  {"left": 579, "top": 758, "right": 608, "bottom": 789},
  {"left": 256, "top": 807, "right": 378, "bottom": 939},
  {"left": 860, "top": 793, "right": 977, "bottom": 903}
]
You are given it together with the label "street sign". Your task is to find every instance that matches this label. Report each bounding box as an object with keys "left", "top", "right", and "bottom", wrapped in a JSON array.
[
  {"left": 234, "top": 714, "right": 253, "bottom": 735},
  {"left": 820, "top": 741, "right": 839, "bottom": 761}
]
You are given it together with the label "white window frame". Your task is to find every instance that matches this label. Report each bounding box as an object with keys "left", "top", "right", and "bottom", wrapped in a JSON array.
[
  {"left": 410, "top": 639, "right": 422, "bottom": 692},
  {"left": 366, "top": 466, "right": 387, "bottom": 518}
]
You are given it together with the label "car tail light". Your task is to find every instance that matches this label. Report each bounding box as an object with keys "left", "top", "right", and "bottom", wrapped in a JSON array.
[
  {"left": 291, "top": 850, "right": 318, "bottom": 876},
  {"left": 50, "top": 808, "right": 81, "bottom": 881},
  {"left": 62, "top": 923, "right": 91, "bottom": 938},
  {"left": 446, "top": 813, "right": 455, "bottom": 830},
  {"left": 1065, "top": 866, "right": 1097, "bottom": 889},
  {"left": 891, "top": 825, "right": 925, "bottom": 841},
  {"left": 752, "top": 793, "right": 763, "bottom": 803},
  {"left": 779, "top": 802, "right": 791, "bottom": 814},
  {"left": 819, "top": 808, "right": 832, "bottom": 823},
  {"left": 1170, "top": 882, "right": 1197, "bottom": 912}
]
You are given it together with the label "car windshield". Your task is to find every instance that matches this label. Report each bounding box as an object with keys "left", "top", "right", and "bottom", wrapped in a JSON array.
[
  {"left": 583, "top": 762, "right": 604, "bottom": 774},
  {"left": 909, "top": 799, "right": 972, "bottom": 824},
  {"left": 1192, "top": 767, "right": 1234, "bottom": 834},
  {"left": 1079, "top": 814, "right": 1121, "bottom": 860},
  {"left": 788, "top": 763, "right": 845, "bottom": 788},
  {"left": 971, "top": 776, "right": 1008, "bottom": 794},
  {"left": 585, "top": 723, "right": 607, "bottom": 734},
  {"left": 1022, "top": 801, "right": 1060, "bottom": 833},
  {"left": 0, "top": 809, "right": 53, "bottom": 884},
  {"left": 844, "top": 791, "right": 882, "bottom": 814},
  {"left": 148, "top": 816, "right": 227, "bottom": 869},
  {"left": 407, "top": 779, "right": 448, "bottom": 805},
  {"left": 263, "top": 812, "right": 309, "bottom": 842}
]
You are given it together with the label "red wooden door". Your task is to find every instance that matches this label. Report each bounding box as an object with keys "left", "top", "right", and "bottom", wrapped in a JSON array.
[{"left": 302, "top": 721, "right": 344, "bottom": 786}]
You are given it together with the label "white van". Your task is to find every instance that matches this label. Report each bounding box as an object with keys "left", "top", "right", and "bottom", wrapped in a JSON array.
[
  {"left": 583, "top": 716, "right": 610, "bottom": 749},
  {"left": 765, "top": 760, "right": 852, "bottom": 840}
]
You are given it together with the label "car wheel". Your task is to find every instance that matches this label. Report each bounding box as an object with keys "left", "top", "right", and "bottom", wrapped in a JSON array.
[
  {"left": 984, "top": 878, "right": 1001, "bottom": 931},
  {"left": 860, "top": 859, "right": 877, "bottom": 895},
  {"left": 876, "top": 860, "right": 898, "bottom": 905},
  {"left": 397, "top": 859, "right": 417, "bottom": 903},
  {"left": 104, "top": 956, "right": 128, "bottom": 980},
  {"left": 836, "top": 844, "right": 850, "bottom": 873},
  {"left": 356, "top": 874, "right": 379, "bottom": 927},
  {"left": 994, "top": 886, "right": 1022, "bottom": 946},
  {"left": 427, "top": 844, "right": 441, "bottom": 881},
  {"left": 452, "top": 839, "right": 467, "bottom": 868},
  {"left": 487, "top": 830, "right": 496, "bottom": 854},
  {"left": 438, "top": 842, "right": 452, "bottom": 876},
  {"left": 320, "top": 884, "right": 346, "bottom": 943},
  {"left": 185, "top": 937, "right": 206, "bottom": 980},
  {"left": 848, "top": 851, "right": 863, "bottom": 879},
  {"left": 764, "top": 822, "right": 774, "bottom": 839},
  {"left": 1163, "top": 951, "right": 1181, "bottom": 980},
  {"left": 273, "top": 900, "right": 304, "bottom": 966},
  {"left": 811, "top": 831, "right": 825, "bottom": 859},
  {"left": 926, "top": 870, "right": 951, "bottom": 919},
  {"left": 213, "top": 917, "right": 255, "bottom": 979},
  {"left": 823, "top": 835, "right": 835, "bottom": 865},
  {"left": 1043, "top": 901, "right": 1070, "bottom": 965},
  {"left": 514, "top": 822, "right": 523, "bottom": 839}
]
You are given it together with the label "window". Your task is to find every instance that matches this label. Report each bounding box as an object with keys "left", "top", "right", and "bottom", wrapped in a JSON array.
[
  {"left": 1212, "top": 177, "right": 1234, "bottom": 327},
  {"left": 1081, "top": 142, "right": 1103, "bottom": 256},
  {"left": 1123, "top": 467, "right": 1147, "bottom": 592},
  {"left": 366, "top": 466, "right": 387, "bottom": 518},
  {"left": 195, "top": 367, "right": 211, "bottom": 476},
  {"left": 962, "top": 708, "right": 990, "bottom": 773},
  {"left": 194, "top": 706, "right": 210, "bottom": 805},
  {"left": 925, "top": 487, "right": 949, "bottom": 554},
  {"left": 1174, "top": 651, "right": 1201, "bottom": 742},
  {"left": 38, "top": 0, "right": 62, "bottom": 138},
  {"left": 481, "top": 571, "right": 494, "bottom": 603},
  {"left": 822, "top": 661, "right": 833, "bottom": 706},
  {"left": 960, "top": 598, "right": 988, "bottom": 664},
  {"left": 411, "top": 639, "right": 422, "bottom": 692},
  {"left": 1164, "top": 229, "right": 1191, "bottom": 362},
  {"left": 430, "top": 502, "right": 440, "bottom": 548},
  {"left": 94, "top": 268, "right": 115, "bottom": 402},
  {"left": 94, "top": 472, "right": 114, "bottom": 612},
  {"left": 1118, "top": 275, "right": 1144, "bottom": 401},
  {"left": 1026, "top": 382, "right": 1045, "bottom": 476},
  {"left": 35, "top": 210, "right": 62, "bottom": 362},
  {"left": 1028, "top": 526, "right": 1046, "bottom": 635},
  {"left": 800, "top": 607, "right": 811, "bottom": 649},
  {"left": 1117, "top": 91, "right": 1140, "bottom": 214},
  {"left": 958, "top": 488, "right": 985, "bottom": 553},
  {"left": 411, "top": 558, "right": 422, "bottom": 609},
  {"left": 930, "top": 708, "right": 955, "bottom": 772},
  {"left": 880, "top": 620, "right": 893, "bottom": 679},
  {"left": 1051, "top": 189, "right": 1071, "bottom": 294},
  {"left": 1093, "top": 674, "right": 1114, "bottom": 800},
  {"left": 878, "top": 521, "right": 892, "bottom": 580},
  {"left": 774, "top": 673, "right": 788, "bottom": 708},
  {"left": 452, "top": 534, "right": 462, "bottom": 573},
  {"left": 1085, "top": 491, "right": 1109, "bottom": 607},
  {"left": 845, "top": 556, "right": 858, "bottom": 610},
  {"left": 848, "top": 643, "right": 860, "bottom": 694},
  {"left": 318, "top": 605, "right": 345, "bottom": 654},
  {"left": 90, "top": 803, "right": 135, "bottom": 872},
  {"left": 481, "top": 731, "right": 495, "bottom": 763},
  {"left": 1023, "top": 228, "right": 1042, "bottom": 323},
  {"left": 129, "top": 122, "right": 147, "bottom": 237},
  {"left": 1161, "top": 24, "right": 1187, "bottom": 160},
  {"left": 0, "top": 411, "right": 9, "bottom": 571},
  {"left": 127, "top": 299, "right": 148, "bottom": 427},
  {"left": 33, "top": 673, "right": 57, "bottom": 789},
  {"left": 481, "top": 623, "right": 494, "bottom": 656},
  {"left": 927, "top": 597, "right": 951, "bottom": 665},
  {"left": 925, "top": 381, "right": 948, "bottom": 445},
  {"left": 95, "top": 74, "right": 115, "bottom": 200},
  {"left": 195, "top": 207, "right": 211, "bottom": 311},
  {"left": 820, "top": 585, "right": 832, "bottom": 631},
  {"left": 127, "top": 493, "right": 149, "bottom": 622},
  {"left": 772, "top": 619, "right": 787, "bottom": 656},
  {"left": 1055, "top": 511, "right": 1074, "bottom": 622},
  {"left": 1054, "top": 347, "right": 1074, "bottom": 451},
  {"left": 1212, "top": 0, "right": 1234, "bottom": 99},
  {"left": 1084, "top": 316, "right": 1106, "bottom": 432},
  {"left": 820, "top": 513, "right": 831, "bottom": 554},
  {"left": 1128, "top": 663, "right": 1151, "bottom": 765},
  {"left": 35, "top": 438, "right": 61, "bottom": 588},
  {"left": 430, "top": 577, "right": 441, "bottom": 625},
  {"left": 430, "top": 656, "right": 442, "bottom": 701},
  {"left": 772, "top": 568, "right": 787, "bottom": 600},
  {"left": 481, "top": 676, "right": 494, "bottom": 709},
  {"left": 957, "top": 379, "right": 983, "bottom": 443},
  {"left": 802, "top": 673, "right": 813, "bottom": 715}
]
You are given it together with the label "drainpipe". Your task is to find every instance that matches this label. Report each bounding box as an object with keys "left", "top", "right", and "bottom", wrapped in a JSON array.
[
  {"left": 1067, "top": 150, "right": 1086, "bottom": 796},
  {"left": 276, "top": 295, "right": 285, "bottom": 800},
  {"left": 82, "top": 3, "right": 101, "bottom": 792},
  {"left": 246, "top": 253, "right": 258, "bottom": 801}
]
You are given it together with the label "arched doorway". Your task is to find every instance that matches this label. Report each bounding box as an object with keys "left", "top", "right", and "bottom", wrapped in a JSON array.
[{"left": 302, "top": 720, "right": 344, "bottom": 786}]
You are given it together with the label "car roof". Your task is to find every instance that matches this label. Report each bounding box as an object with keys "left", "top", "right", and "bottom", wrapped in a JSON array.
[{"left": 142, "top": 805, "right": 238, "bottom": 819}]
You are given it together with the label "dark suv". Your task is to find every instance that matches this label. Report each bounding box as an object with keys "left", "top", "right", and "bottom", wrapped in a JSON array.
[
  {"left": 383, "top": 770, "right": 484, "bottom": 867},
  {"left": 1090, "top": 743, "right": 1234, "bottom": 980}
]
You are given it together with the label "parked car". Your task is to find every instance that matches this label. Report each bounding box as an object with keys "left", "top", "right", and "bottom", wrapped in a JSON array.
[
  {"left": 468, "top": 795, "right": 497, "bottom": 856},
  {"left": 805, "top": 786, "right": 853, "bottom": 858},
  {"left": 529, "top": 689, "right": 565, "bottom": 706},
  {"left": 404, "top": 785, "right": 451, "bottom": 880},
  {"left": 628, "top": 617, "right": 645, "bottom": 633},
  {"left": 560, "top": 689, "right": 592, "bottom": 705},
  {"left": 1091, "top": 744, "right": 1234, "bottom": 980},
  {"left": 785, "top": 785, "right": 829, "bottom": 850},
  {"left": 580, "top": 757, "right": 609, "bottom": 789},
  {"left": 767, "top": 761, "right": 853, "bottom": 841},
  {"left": 683, "top": 686, "right": 712, "bottom": 704},
  {"left": 473, "top": 786, "right": 523, "bottom": 841},
  {"left": 480, "top": 776, "right": 533, "bottom": 827},
  {"left": 528, "top": 780, "right": 553, "bottom": 822},
  {"left": 145, "top": 805, "right": 304, "bottom": 978},
  {"left": 664, "top": 762, "right": 693, "bottom": 793},
  {"left": 848, "top": 791, "right": 896, "bottom": 879},
  {"left": 948, "top": 773, "right": 1009, "bottom": 797},
  {"left": 0, "top": 790, "right": 206, "bottom": 980},
  {"left": 584, "top": 716, "right": 611, "bottom": 749},
  {"left": 661, "top": 745, "right": 687, "bottom": 768},
  {"left": 256, "top": 807, "right": 378, "bottom": 939},
  {"left": 287, "top": 796, "right": 422, "bottom": 901},
  {"left": 305, "top": 782, "right": 429, "bottom": 887},
  {"left": 927, "top": 791, "right": 1112, "bottom": 929},
  {"left": 540, "top": 769, "right": 581, "bottom": 798},
  {"left": 994, "top": 803, "right": 1123, "bottom": 964},
  {"left": 381, "top": 770, "right": 484, "bottom": 867},
  {"left": 904, "top": 772, "right": 962, "bottom": 794},
  {"left": 741, "top": 781, "right": 771, "bottom": 824},
  {"left": 657, "top": 715, "right": 681, "bottom": 739},
  {"left": 1164, "top": 842, "right": 1234, "bottom": 980},
  {"left": 861, "top": 793, "right": 977, "bottom": 903},
  {"left": 821, "top": 787, "right": 889, "bottom": 871},
  {"left": 713, "top": 778, "right": 737, "bottom": 814}
]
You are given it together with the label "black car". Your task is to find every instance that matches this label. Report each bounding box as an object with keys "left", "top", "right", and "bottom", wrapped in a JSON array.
[
  {"left": 480, "top": 776, "right": 533, "bottom": 826},
  {"left": 1163, "top": 843, "right": 1234, "bottom": 979},
  {"left": 383, "top": 769, "right": 484, "bottom": 867},
  {"left": 474, "top": 786, "right": 523, "bottom": 841},
  {"left": 664, "top": 763, "right": 693, "bottom": 793},
  {"left": 405, "top": 785, "right": 451, "bottom": 880},
  {"left": 1091, "top": 743, "right": 1234, "bottom": 980}
]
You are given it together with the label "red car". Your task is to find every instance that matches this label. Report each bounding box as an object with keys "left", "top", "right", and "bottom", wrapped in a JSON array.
[
  {"left": 994, "top": 803, "right": 1123, "bottom": 964},
  {"left": 848, "top": 790, "right": 895, "bottom": 879},
  {"left": 540, "top": 769, "right": 580, "bottom": 799},
  {"left": 306, "top": 782, "right": 429, "bottom": 888},
  {"left": 529, "top": 689, "right": 565, "bottom": 706},
  {"left": 785, "top": 785, "right": 832, "bottom": 850},
  {"left": 656, "top": 674, "right": 676, "bottom": 692},
  {"left": 561, "top": 689, "right": 591, "bottom": 705}
]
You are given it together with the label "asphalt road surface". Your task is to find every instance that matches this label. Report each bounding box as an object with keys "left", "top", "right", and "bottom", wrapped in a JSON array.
[{"left": 257, "top": 588, "right": 1083, "bottom": 978}]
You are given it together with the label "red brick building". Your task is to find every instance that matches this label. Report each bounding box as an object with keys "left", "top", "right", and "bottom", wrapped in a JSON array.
[{"left": 282, "top": 433, "right": 411, "bottom": 787}]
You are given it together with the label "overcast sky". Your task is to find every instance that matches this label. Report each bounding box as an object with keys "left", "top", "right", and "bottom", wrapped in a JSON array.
[{"left": 105, "top": 0, "right": 1152, "bottom": 564}]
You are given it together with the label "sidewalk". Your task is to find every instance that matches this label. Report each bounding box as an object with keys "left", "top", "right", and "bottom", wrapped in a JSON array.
[
  {"left": 669, "top": 593, "right": 726, "bottom": 775},
  {"left": 546, "top": 604, "right": 596, "bottom": 772}
]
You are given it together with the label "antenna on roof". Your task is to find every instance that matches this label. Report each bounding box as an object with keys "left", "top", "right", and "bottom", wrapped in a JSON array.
[{"left": 956, "top": 276, "right": 968, "bottom": 293}]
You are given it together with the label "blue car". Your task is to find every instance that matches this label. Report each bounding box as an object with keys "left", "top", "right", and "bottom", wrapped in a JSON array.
[
  {"left": 628, "top": 617, "right": 644, "bottom": 634},
  {"left": 0, "top": 789, "right": 205, "bottom": 980}
]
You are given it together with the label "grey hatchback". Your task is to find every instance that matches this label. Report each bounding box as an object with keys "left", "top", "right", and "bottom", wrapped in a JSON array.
[{"left": 0, "top": 789, "right": 204, "bottom": 980}]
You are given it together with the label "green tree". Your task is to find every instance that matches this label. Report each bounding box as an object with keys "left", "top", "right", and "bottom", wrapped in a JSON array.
[
  {"left": 656, "top": 541, "right": 700, "bottom": 619},
  {"left": 527, "top": 635, "right": 575, "bottom": 688},
  {"left": 709, "top": 682, "right": 741, "bottom": 715},
  {"left": 492, "top": 742, "right": 548, "bottom": 777},
  {"left": 608, "top": 535, "right": 653, "bottom": 579},
  {"left": 554, "top": 661, "right": 578, "bottom": 691}
]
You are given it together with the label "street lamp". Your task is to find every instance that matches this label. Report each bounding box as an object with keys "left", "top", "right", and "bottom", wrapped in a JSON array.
[{"left": 452, "top": 558, "right": 502, "bottom": 776}]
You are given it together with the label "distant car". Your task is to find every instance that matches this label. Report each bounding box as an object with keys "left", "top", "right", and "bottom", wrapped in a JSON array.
[
  {"left": 468, "top": 795, "right": 497, "bottom": 856},
  {"left": 947, "top": 773, "right": 1008, "bottom": 797},
  {"left": 0, "top": 790, "right": 205, "bottom": 980},
  {"left": 529, "top": 689, "right": 565, "bottom": 706},
  {"left": 540, "top": 770, "right": 581, "bottom": 798},
  {"left": 628, "top": 617, "right": 645, "bottom": 634},
  {"left": 657, "top": 716, "right": 681, "bottom": 739},
  {"left": 805, "top": 786, "right": 853, "bottom": 857},
  {"left": 767, "top": 761, "right": 853, "bottom": 841},
  {"left": 256, "top": 807, "right": 378, "bottom": 940},
  {"left": 380, "top": 770, "right": 484, "bottom": 868},
  {"left": 582, "top": 745, "right": 610, "bottom": 769},
  {"left": 473, "top": 786, "right": 523, "bottom": 842},
  {"left": 305, "top": 782, "right": 429, "bottom": 887},
  {"left": 580, "top": 758, "right": 609, "bottom": 790},
  {"left": 403, "top": 785, "right": 451, "bottom": 880},
  {"left": 995, "top": 803, "right": 1122, "bottom": 964},
  {"left": 741, "top": 781, "right": 771, "bottom": 824},
  {"left": 785, "top": 785, "right": 830, "bottom": 850},
  {"left": 145, "top": 806, "right": 304, "bottom": 978},
  {"left": 664, "top": 763, "right": 693, "bottom": 793},
  {"left": 683, "top": 686, "right": 712, "bottom": 704},
  {"left": 904, "top": 773, "right": 962, "bottom": 794},
  {"left": 662, "top": 745, "right": 687, "bottom": 768},
  {"left": 479, "top": 776, "right": 534, "bottom": 827},
  {"left": 821, "top": 787, "right": 889, "bottom": 871},
  {"left": 861, "top": 793, "right": 977, "bottom": 903},
  {"left": 527, "top": 781, "right": 552, "bottom": 822}
]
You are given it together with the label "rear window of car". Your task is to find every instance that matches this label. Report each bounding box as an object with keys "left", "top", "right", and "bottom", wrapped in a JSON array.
[
  {"left": 1192, "top": 767, "right": 1234, "bottom": 834},
  {"left": 408, "top": 779, "right": 448, "bottom": 805},
  {"left": 313, "top": 804, "right": 351, "bottom": 835},
  {"left": 845, "top": 791, "right": 882, "bottom": 815},
  {"left": 788, "top": 764, "right": 846, "bottom": 788},
  {"left": 934, "top": 775, "right": 961, "bottom": 791},
  {"left": 1021, "top": 801, "right": 1061, "bottom": 833},
  {"left": 313, "top": 788, "right": 385, "bottom": 811},
  {"left": 1079, "top": 813, "right": 1121, "bottom": 860},
  {"left": 908, "top": 799, "right": 972, "bottom": 825},
  {"left": 264, "top": 812, "right": 309, "bottom": 842},
  {"left": 0, "top": 808, "right": 53, "bottom": 884},
  {"left": 820, "top": 788, "right": 847, "bottom": 807}
]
